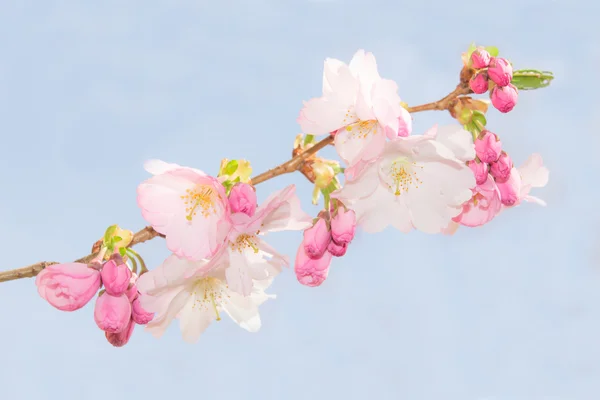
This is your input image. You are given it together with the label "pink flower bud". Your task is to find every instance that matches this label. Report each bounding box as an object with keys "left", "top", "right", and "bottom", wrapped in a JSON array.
[
  {"left": 35, "top": 262, "right": 101, "bottom": 312},
  {"left": 330, "top": 208, "right": 356, "bottom": 245},
  {"left": 467, "top": 160, "right": 489, "bottom": 185},
  {"left": 303, "top": 218, "right": 331, "bottom": 260},
  {"left": 490, "top": 152, "right": 513, "bottom": 182},
  {"left": 228, "top": 183, "right": 257, "bottom": 216},
  {"left": 100, "top": 256, "right": 132, "bottom": 296},
  {"left": 328, "top": 240, "right": 348, "bottom": 257},
  {"left": 491, "top": 84, "right": 518, "bottom": 113},
  {"left": 131, "top": 297, "right": 154, "bottom": 325},
  {"left": 469, "top": 72, "right": 489, "bottom": 94},
  {"left": 475, "top": 130, "right": 502, "bottom": 163},
  {"left": 487, "top": 57, "right": 513, "bottom": 87},
  {"left": 126, "top": 274, "right": 138, "bottom": 302},
  {"left": 94, "top": 293, "right": 132, "bottom": 333},
  {"left": 105, "top": 318, "right": 135, "bottom": 347},
  {"left": 496, "top": 169, "right": 522, "bottom": 207},
  {"left": 294, "top": 245, "right": 332, "bottom": 287},
  {"left": 470, "top": 48, "right": 491, "bottom": 69}
]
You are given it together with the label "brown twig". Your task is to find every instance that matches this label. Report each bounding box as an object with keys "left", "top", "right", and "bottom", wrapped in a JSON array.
[{"left": 0, "top": 83, "right": 470, "bottom": 283}]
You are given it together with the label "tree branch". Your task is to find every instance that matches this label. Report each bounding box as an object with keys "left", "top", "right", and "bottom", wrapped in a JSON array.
[{"left": 0, "top": 83, "right": 471, "bottom": 284}]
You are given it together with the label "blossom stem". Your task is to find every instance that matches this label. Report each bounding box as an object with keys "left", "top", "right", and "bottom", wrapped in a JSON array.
[{"left": 0, "top": 85, "right": 471, "bottom": 284}]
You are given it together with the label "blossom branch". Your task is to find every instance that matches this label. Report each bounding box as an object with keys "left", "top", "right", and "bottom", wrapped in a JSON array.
[{"left": 0, "top": 81, "right": 471, "bottom": 284}]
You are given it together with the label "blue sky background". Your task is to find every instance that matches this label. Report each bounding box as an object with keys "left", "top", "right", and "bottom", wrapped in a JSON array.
[{"left": 0, "top": 1, "right": 598, "bottom": 399}]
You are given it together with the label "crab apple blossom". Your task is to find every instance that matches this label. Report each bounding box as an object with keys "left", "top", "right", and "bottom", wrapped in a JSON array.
[
  {"left": 452, "top": 175, "right": 502, "bottom": 227},
  {"left": 132, "top": 297, "right": 154, "bottom": 325},
  {"left": 136, "top": 255, "right": 276, "bottom": 343},
  {"left": 137, "top": 159, "right": 231, "bottom": 261},
  {"left": 327, "top": 241, "right": 348, "bottom": 257},
  {"left": 490, "top": 152, "right": 513, "bottom": 182},
  {"left": 475, "top": 130, "right": 502, "bottom": 163},
  {"left": 491, "top": 84, "right": 519, "bottom": 113},
  {"left": 467, "top": 160, "right": 489, "bottom": 185},
  {"left": 294, "top": 245, "right": 332, "bottom": 287},
  {"left": 94, "top": 292, "right": 132, "bottom": 333},
  {"left": 297, "top": 50, "right": 407, "bottom": 180},
  {"left": 487, "top": 57, "right": 513, "bottom": 87},
  {"left": 498, "top": 153, "right": 549, "bottom": 208},
  {"left": 330, "top": 207, "right": 356, "bottom": 245},
  {"left": 303, "top": 217, "right": 331, "bottom": 259},
  {"left": 470, "top": 48, "right": 491, "bottom": 69},
  {"left": 333, "top": 125, "right": 475, "bottom": 234},
  {"left": 187, "top": 185, "right": 312, "bottom": 296},
  {"left": 105, "top": 318, "right": 136, "bottom": 347},
  {"left": 100, "top": 255, "right": 132, "bottom": 296},
  {"left": 469, "top": 72, "right": 489, "bottom": 94},
  {"left": 228, "top": 183, "right": 257, "bottom": 217},
  {"left": 35, "top": 262, "right": 102, "bottom": 312}
]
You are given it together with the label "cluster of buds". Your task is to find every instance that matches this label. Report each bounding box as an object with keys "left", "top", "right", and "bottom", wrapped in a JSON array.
[
  {"left": 295, "top": 204, "right": 357, "bottom": 286},
  {"left": 471, "top": 130, "right": 520, "bottom": 206},
  {"left": 35, "top": 226, "right": 154, "bottom": 347},
  {"left": 93, "top": 254, "right": 153, "bottom": 347},
  {"left": 468, "top": 48, "right": 519, "bottom": 113}
]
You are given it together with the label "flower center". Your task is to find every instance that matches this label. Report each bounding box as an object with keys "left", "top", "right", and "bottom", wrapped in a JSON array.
[
  {"left": 344, "top": 119, "right": 378, "bottom": 139},
  {"left": 191, "top": 277, "right": 229, "bottom": 321},
  {"left": 229, "top": 233, "right": 260, "bottom": 254},
  {"left": 181, "top": 185, "right": 220, "bottom": 221},
  {"left": 380, "top": 156, "right": 423, "bottom": 196}
]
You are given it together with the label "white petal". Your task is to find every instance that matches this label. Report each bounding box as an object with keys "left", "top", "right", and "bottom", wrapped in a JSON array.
[
  {"left": 226, "top": 248, "right": 254, "bottom": 296},
  {"left": 434, "top": 125, "right": 476, "bottom": 162},
  {"left": 178, "top": 294, "right": 214, "bottom": 343},
  {"left": 221, "top": 292, "right": 263, "bottom": 333},
  {"left": 518, "top": 153, "right": 549, "bottom": 188},
  {"left": 144, "top": 287, "right": 191, "bottom": 339}
]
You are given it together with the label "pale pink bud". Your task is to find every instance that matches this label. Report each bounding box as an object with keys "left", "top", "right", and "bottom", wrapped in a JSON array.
[
  {"left": 470, "top": 48, "right": 491, "bottom": 69},
  {"left": 294, "top": 245, "right": 332, "bottom": 287},
  {"left": 100, "top": 256, "right": 132, "bottom": 296},
  {"left": 487, "top": 57, "right": 513, "bottom": 87},
  {"left": 467, "top": 160, "right": 489, "bottom": 185},
  {"left": 330, "top": 208, "right": 356, "bottom": 245},
  {"left": 131, "top": 297, "right": 154, "bottom": 325},
  {"left": 35, "top": 262, "right": 101, "bottom": 312},
  {"left": 469, "top": 72, "right": 489, "bottom": 94},
  {"left": 94, "top": 293, "right": 132, "bottom": 333},
  {"left": 496, "top": 170, "right": 521, "bottom": 206},
  {"left": 327, "top": 240, "right": 348, "bottom": 257},
  {"left": 490, "top": 152, "right": 513, "bottom": 182},
  {"left": 228, "top": 183, "right": 257, "bottom": 217},
  {"left": 303, "top": 218, "right": 331, "bottom": 260},
  {"left": 105, "top": 318, "right": 135, "bottom": 347},
  {"left": 491, "top": 84, "right": 518, "bottom": 113},
  {"left": 475, "top": 130, "right": 502, "bottom": 163}
]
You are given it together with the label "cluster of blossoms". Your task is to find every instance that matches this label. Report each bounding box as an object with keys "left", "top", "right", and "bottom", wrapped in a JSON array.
[
  {"left": 31, "top": 47, "right": 551, "bottom": 345},
  {"left": 36, "top": 250, "right": 153, "bottom": 347},
  {"left": 467, "top": 47, "right": 519, "bottom": 113}
]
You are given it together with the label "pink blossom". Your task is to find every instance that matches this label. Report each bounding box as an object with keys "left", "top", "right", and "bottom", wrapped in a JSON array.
[
  {"left": 491, "top": 84, "right": 518, "bottom": 113},
  {"left": 490, "top": 152, "right": 513, "bottom": 182},
  {"left": 126, "top": 274, "right": 139, "bottom": 302},
  {"left": 229, "top": 183, "right": 257, "bottom": 217},
  {"left": 100, "top": 255, "right": 132, "bottom": 296},
  {"left": 137, "top": 159, "right": 231, "bottom": 261},
  {"left": 516, "top": 153, "right": 549, "bottom": 206},
  {"left": 330, "top": 207, "right": 356, "bottom": 245},
  {"left": 132, "top": 297, "right": 154, "bottom": 325},
  {"left": 105, "top": 318, "right": 135, "bottom": 347},
  {"left": 496, "top": 170, "right": 521, "bottom": 206},
  {"left": 94, "top": 293, "right": 132, "bottom": 333},
  {"left": 303, "top": 217, "right": 331, "bottom": 260},
  {"left": 294, "top": 245, "right": 332, "bottom": 287},
  {"left": 469, "top": 72, "right": 489, "bottom": 94},
  {"left": 396, "top": 107, "right": 413, "bottom": 137},
  {"left": 35, "top": 262, "right": 101, "bottom": 312},
  {"left": 470, "top": 48, "right": 491, "bottom": 69},
  {"left": 327, "top": 241, "right": 348, "bottom": 257},
  {"left": 467, "top": 160, "right": 489, "bottom": 185},
  {"left": 475, "top": 130, "right": 502, "bottom": 163},
  {"left": 298, "top": 50, "right": 406, "bottom": 180},
  {"left": 453, "top": 175, "right": 502, "bottom": 227},
  {"left": 487, "top": 57, "right": 513, "bottom": 87}
]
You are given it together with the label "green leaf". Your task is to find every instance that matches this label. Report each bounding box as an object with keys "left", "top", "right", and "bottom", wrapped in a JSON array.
[
  {"left": 119, "top": 247, "right": 127, "bottom": 256},
  {"left": 511, "top": 69, "right": 554, "bottom": 90},
  {"left": 303, "top": 134, "right": 315, "bottom": 146},
  {"left": 222, "top": 159, "right": 239, "bottom": 176},
  {"left": 233, "top": 176, "right": 241, "bottom": 183},
  {"left": 471, "top": 111, "right": 487, "bottom": 130},
  {"left": 112, "top": 236, "right": 123, "bottom": 243},
  {"left": 103, "top": 225, "right": 117, "bottom": 244},
  {"left": 485, "top": 46, "right": 499, "bottom": 57}
]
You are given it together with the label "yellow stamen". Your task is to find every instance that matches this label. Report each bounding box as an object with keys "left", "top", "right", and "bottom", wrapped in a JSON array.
[{"left": 180, "top": 185, "right": 220, "bottom": 221}]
